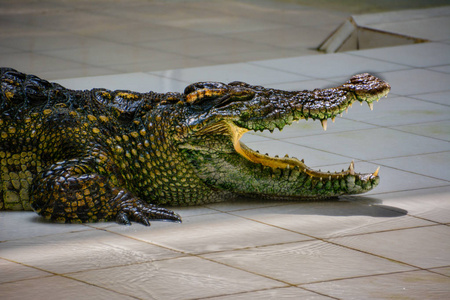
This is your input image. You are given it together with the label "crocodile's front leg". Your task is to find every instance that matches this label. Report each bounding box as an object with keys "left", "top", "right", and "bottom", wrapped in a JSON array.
[{"left": 30, "top": 158, "right": 181, "bottom": 225}]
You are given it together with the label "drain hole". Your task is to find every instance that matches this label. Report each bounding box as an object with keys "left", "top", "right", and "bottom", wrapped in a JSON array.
[{"left": 318, "top": 16, "right": 428, "bottom": 53}]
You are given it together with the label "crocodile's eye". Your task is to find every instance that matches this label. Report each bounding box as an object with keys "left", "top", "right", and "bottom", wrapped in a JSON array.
[
  {"left": 184, "top": 82, "right": 255, "bottom": 108},
  {"left": 214, "top": 87, "right": 255, "bottom": 109},
  {"left": 184, "top": 82, "right": 228, "bottom": 106}
]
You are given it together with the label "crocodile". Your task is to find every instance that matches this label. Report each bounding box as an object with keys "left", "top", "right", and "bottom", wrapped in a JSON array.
[{"left": 0, "top": 67, "right": 390, "bottom": 225}]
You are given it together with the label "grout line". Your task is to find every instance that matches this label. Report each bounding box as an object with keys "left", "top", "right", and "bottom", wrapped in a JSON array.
[
  {"left": 195, "top": 285, "right": 340, "bottom": 300},
  {"left": 0, "top": 257, "right": 143, "bottom": 299},
  {"left": 222, "top": 211, "right": 443, "bottom": 272},
  {"left": 299, "top": 267, "right": 450, "bottom": 287},
  {"left": 390, "top": 124, "right": 450, "bottom": 143},
  {"left": 365, "top": 183, "right": 450, "bottom": 197},
  {"left": 427, "top": 265, "right": 450, "bottom": 278}
]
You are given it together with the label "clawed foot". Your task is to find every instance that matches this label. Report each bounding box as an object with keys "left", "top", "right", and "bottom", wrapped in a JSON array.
[{"left": 114, "top": 191, "right": 182, "bottom": 226}]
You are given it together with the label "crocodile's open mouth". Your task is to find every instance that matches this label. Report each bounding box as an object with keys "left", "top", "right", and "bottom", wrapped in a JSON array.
[
  {"left": 182, "top": 73, "right": 389, "bottom": 197},
  {"left": 223, "top": 120, "right": 379, "bottom": 181}
]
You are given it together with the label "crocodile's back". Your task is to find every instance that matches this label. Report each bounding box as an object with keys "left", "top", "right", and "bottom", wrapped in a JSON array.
[{"left": 0, "top": 67, "right": 213, "bottom": 221}]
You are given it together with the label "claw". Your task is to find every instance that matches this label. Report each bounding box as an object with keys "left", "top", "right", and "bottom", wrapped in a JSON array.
[
  {"left": 116, "top": 192, "right": 182, "bottom": 225},
  {"left": 116, "top": 211, "right": 132, "bottom": 225}
]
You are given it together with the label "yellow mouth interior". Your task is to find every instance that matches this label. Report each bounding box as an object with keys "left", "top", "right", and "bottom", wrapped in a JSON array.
[{"left": 223, "top": 121, "right": 378, "bottom": 179}]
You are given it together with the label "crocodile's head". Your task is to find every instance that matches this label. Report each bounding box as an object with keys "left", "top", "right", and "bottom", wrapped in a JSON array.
[{"left": 177, "top": 73, "right": 390, "bottom": 199}]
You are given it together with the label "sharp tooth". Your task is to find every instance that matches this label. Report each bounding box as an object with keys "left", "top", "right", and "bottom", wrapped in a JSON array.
[
  {"left": 360, "top": 102, "right": 363, "bottom": 106},
  {"left": 340, "top": 113, "right": 343, "bottom": 117},
  {"left": 332, "top": 116, "right": 335, "bottom": 123},
  {"left": 348, "top": 160, "right": 355, "bottom": 175},
  {"left": 349, "top": 103, "right": 353, "bottom": 108},
  {"left": 373, "top": 166, "right": 380, "bottom": 177},
  {"left": 320, "top": 119, "right": 327, "bottom": 131},
  {"left": 345, "top": 107, "right": 349, "bottom": 114},
  {"left": 368, "top": 102, "right": 374, "bottom": 111}
]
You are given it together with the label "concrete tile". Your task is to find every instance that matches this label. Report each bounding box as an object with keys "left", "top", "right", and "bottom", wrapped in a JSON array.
[
  {"left": 55, "top": 72, "right": 187, "bottom": 93},
  {"left": 240, "top": 132, "right": 273, "bottom": 143},
  {"left": 0, "top": 16, "right": 62, "bottom": 39},
  {"left": 396, "top": 120, "right": 450, "bottom": 141},
  {"left": 16, "top": 9, "right": 118, "bottom": 34},
  {"left": 252, "top": 53, "right": 409, "bottom": 79},
  {"left": 303, "top": 270, "right": 450, "bottom": 300},
  {"left": 267, "top": 79, "right": 337, "bottom": 91},
  {"left": 105, "top": 212, "right": 310, "bottom": 254},
  {"left": 186, "top": 0, "right": 347, "bottom": 27},
  {"left": 142, "top": 35, "right": 278, "bottom": 58},
  {"left": 151, "top": 63, "right": 311, "bottom": 85},
  {"left": 243, "top": 139, "right": 352, "bottom": 167},
  {"left": 243, "top": 118, "right": 375, "bottom": 140},
  {"left": 41, "top": 44, "right": 181, "bottom": 68},
  {"left": 110, "top": 56, "right": 212, "bottom": 74},
  {"left": 0, "top": 229, "right": 180, "bottom": 273},
  {"left": 429, "top": 64, "right": 450, "bottom": 74},
  {"left": 330, "top": 225, "right": 450, "bottom": 269},
  {"left": 288, "top": 128, "right": 450, "bottom": 160},
  {"left": 0, "top": 45, "right": 17, "bottom": 55},
  {"left": 349, "top": 42, "right": 450, "bottom": 68},
  {"left": 351, "top": 6, "right": 450, "bottom": 26},
  {"left": 377, "top": 69, "right": 450, "bottom": 96},
  {"left": 81, "top": 23, "right": 207, "bottom": 44},
  {"left": 224, "top": 26, "right": 332, "bottom": 50},
  {"left": 370, "top": 15, "right": 450, "bottom": 41},
  {"left": 203, "top": 240, "right": 413, "bottom": 285},
  {"left": 411, "top": 90, "right": 450, "bottom": 106},
  {"left": 206, "top": 286, "right": 331, "bottom": 300},
  {"left": 205, "top": 198, "right": 296, "bottom": 213},
  {"left": 0, "top": 211, "right": 89, "bottom": 242},
  {"left": 40, "top": 67, "right": 120, "bottom": 81},
  {"left": 374, "top": 152, "right": 450, "bottom": 182},
  {"left": 0, "top": 52, "right": 92, "bottom": 75},
  {"left": 366, "top": 186, "right": 450, "bottom": 224},
  {"left": 0, "top": 33, "right": 117, "bottom": 52},
  {"left": 0, "top": 275, "right": 133, "bottom": 300},
  {"left": 431, "top": 266, "right": 450, "bottom": 276},
  {"left": 0, "top": 258, "right": 51, "bottom": 284},
  {"left": 204, "top": 48, "right": 316, "bottom": 65},
  {"left": 341, "top": 96, "right": 450, "bottom": 126},
  {"left": 69, "top": 256, "right": 284, "bottom": 299},
  {"left": 230, "top": 200, "right": 433, "bottom": 239},
  {"left": 159, "top": 16, "right": 285, "bottom": 35}
]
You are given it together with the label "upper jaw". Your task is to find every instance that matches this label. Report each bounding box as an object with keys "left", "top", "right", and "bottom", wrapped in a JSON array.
[{"left": 234, "top": 73, "right": 390, "bottom": 133}]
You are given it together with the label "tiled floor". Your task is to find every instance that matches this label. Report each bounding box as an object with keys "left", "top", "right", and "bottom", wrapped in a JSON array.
[{"left": 1, "top": 1, "right": 450, "bottom": 299}]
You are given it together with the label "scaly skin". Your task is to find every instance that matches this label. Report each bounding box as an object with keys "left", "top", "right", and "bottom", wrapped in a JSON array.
[{"left": 0, "top": 68, "right": 390, "bottom": 225}]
